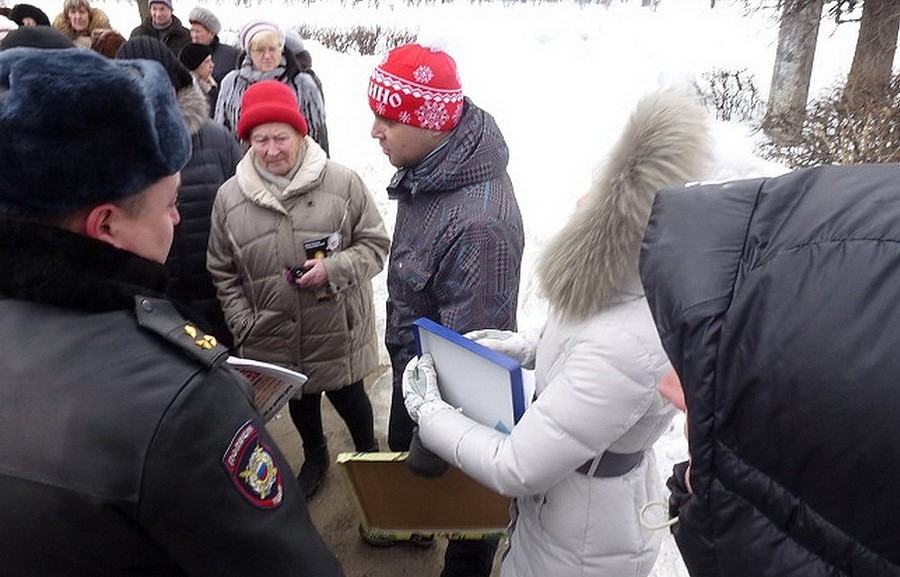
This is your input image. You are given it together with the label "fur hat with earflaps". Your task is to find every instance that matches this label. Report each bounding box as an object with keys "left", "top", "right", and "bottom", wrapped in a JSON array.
[
  {"left": 0, "top": 25, "right": 73, "bottom": 49},
  {"left": 0, "top": 48, "right": 191, "bottom": 215}
]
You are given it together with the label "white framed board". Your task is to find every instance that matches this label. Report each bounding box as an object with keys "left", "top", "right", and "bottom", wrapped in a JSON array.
[{"left": 412, "top": 318, "right": 530, "bottom": 434}]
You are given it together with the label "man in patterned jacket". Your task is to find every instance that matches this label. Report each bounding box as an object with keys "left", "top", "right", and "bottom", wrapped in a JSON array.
[{"left": 368, "top": 42, "right": 525, "bottom": 577}]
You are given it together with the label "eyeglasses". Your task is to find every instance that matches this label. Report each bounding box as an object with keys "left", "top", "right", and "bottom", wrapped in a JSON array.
[{"left": 250, "top": 46, "right": 281, "bottom": 56}]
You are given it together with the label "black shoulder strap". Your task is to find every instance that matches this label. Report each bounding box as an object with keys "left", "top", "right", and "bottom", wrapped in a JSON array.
[{"left": 134, "top": 295, "right": 229, "bottom": 368}]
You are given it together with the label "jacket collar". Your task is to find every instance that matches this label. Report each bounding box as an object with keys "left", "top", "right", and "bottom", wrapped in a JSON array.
[
  {"left": 386, "top": 98, "right": 510, "bottom": 201},
  {"left": 0, "top": 217, "right": 169, "bottom": 313},
  {"left": 235, "top": 136, "right": 327, "bottom": 214}
]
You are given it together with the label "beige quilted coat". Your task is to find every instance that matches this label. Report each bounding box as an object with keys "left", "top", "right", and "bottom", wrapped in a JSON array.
[{"left": 208, "top": 138, "right": 389, "bottom": 393}]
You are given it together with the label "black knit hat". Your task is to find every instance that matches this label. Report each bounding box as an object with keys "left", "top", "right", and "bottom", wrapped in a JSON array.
[
  {"left": 116, "top": 36, "right": 192, "bottom": 90},
  {"left": 0, "top": 25, "right": 73, "bottom": 50},
  {"left": 0, "top": 48, "right": 190, "bottom": 215},
  {"left": 8, "top": 3, "right": 51, "bottom": 26},
  {"left": 178, "top": 42, "right": 211, "bottom": 72}
]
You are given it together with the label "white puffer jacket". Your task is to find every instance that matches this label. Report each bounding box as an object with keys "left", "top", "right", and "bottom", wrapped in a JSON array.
[
  {"left": 417, "top": 89, "right": 710, "bottom": 577},
  {"left": 420, "top": 284, "right": 675, "bottom": 577}
]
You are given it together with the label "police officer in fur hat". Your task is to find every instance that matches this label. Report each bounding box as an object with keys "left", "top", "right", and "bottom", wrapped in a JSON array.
[{"left": 0, "top": 47, "right": 344, "bottom": 576}]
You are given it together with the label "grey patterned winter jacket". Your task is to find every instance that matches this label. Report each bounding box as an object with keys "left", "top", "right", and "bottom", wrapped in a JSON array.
[{"left": 384, "top": 97, "right": 525, "bottom": 394}]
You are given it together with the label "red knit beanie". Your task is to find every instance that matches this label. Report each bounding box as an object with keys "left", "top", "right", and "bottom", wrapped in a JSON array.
[
  {"left": 237, "top": 80, "right": 309, "bottom": 141},
  {"left": 368, "top": 43, "right": 463, "bottom": 132}
]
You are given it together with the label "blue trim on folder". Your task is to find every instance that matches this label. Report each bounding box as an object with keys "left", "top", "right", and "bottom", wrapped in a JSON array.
[{"left": 412, "top": 318, "right": 527, "bottom": 424}]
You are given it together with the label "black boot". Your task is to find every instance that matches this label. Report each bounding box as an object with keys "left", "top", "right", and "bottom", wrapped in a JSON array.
[{"left": 297, "top": 442, "right": 329, "bottom": 500}]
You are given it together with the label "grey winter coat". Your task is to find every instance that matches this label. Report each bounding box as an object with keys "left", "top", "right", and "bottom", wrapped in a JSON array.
[
  {"left": 384, "top": 98, "right": 524, "bottom": 374},
  {"left": 166, "top": 85, "right": 242, "bottom": 349},
  {"left": 215, "top": 53, "right": 328, "bottom": 155},
  {"left": 207, "top": 139, "right": 389, "bottom": 394}
]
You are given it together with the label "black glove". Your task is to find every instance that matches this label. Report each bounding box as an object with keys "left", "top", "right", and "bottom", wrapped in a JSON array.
[{"left": 405, "top": 427, "right": 448, "bottom": 478}]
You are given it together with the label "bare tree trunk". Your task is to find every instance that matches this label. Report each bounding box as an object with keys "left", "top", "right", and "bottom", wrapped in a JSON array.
[
  {"left": 762, "top": 0, "right": 823, "bottom": 145},
  {"left": 135, "top": 0, "right": 149, "bottom": 26},
  {"left": 845, "top": 0, "right": 900, "bottom": 106}
]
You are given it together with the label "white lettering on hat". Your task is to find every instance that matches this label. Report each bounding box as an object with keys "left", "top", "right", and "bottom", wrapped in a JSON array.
[{"left": 368, "top": 82, "right": 403, "bottom": 109}]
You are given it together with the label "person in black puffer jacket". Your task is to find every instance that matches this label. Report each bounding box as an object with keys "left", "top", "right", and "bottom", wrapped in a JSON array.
[
  {"left": 118, "top": 36, "right": 242, "bottom": 349},
  {"left": 640, "top": 164, "right": 900, "bottom": 577}
]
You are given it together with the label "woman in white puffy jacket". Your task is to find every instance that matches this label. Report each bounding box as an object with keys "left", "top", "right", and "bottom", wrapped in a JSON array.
[{"left": 402, "top": 89, "right": 709, "bottom": 577}]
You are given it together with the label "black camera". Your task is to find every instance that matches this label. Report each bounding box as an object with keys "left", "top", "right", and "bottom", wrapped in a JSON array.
[
  {"left": 289, "top": 266, "right": 309, "bottom": 278},
  {"left": 283, "top": 266, "right": 309, "bottom": 283}
]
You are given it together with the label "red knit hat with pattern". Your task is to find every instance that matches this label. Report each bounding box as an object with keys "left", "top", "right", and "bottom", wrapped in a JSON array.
[
  {"left": 237, "top": 80, "right": 308, "bottom": 141},
  {"left": 368, "top": 43, "right": 464, "bottom": 132}
]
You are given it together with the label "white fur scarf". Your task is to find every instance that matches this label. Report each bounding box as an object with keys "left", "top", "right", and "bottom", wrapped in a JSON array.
[{"left": 537, "top": 89, "right": 711, "bottom": 323}]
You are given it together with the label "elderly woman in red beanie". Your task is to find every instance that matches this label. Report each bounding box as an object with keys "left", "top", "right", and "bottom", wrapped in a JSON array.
[{"left": 208, "top": 81, "right": 389, "bottom": 500}]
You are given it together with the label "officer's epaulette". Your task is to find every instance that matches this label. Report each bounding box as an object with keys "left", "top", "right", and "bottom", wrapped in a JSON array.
[{"left": 134, "top": 296, "right": 229, "bottom": 368}]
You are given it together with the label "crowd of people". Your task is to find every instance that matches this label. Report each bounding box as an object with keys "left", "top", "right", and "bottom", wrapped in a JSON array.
[{"left": 1, "top": 2, "right": 899, "bottom": 577}]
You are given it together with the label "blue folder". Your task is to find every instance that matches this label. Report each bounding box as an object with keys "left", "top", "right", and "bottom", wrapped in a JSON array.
[{"left": 412, "top": 318, "right": 528, "bottom": 433}]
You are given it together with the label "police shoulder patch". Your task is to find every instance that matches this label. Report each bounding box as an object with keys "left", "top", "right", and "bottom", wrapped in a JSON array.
[{"left": 222, "top": 420, "right": 284, "bottom": 509}]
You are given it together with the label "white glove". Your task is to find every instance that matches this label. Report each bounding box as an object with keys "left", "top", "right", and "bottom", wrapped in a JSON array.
[
  {"left": 402, "top": 353, "right": 452, "bottom": 422},
  {"left": 464, "top": 328, "right": 539, "bottom": 369}
]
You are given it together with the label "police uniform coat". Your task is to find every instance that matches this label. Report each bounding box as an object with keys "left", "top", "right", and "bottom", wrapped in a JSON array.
[
  {"left": 207, "top": 138, "right": 389, "bottom": 394},
  {"left": 416, "top": 90, "right": 706, "bottom": 577},
  {"left": 640, "top": 164, "right": 900, "bottom": 577},
  {"left": 0, "top": 217, "right": 343, "bottom": 576}
]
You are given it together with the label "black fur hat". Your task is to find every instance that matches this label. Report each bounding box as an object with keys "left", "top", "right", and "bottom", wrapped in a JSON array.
[
  {"left": 0, "top": 48, "right": 191, "bottom": 215},
  {"left": 8, "top": 3, "right": 51, "bottom": 26}
]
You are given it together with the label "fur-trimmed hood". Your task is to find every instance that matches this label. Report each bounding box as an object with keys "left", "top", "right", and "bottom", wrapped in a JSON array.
[
  {"left": 537, "top": 89, "right": 710, "bottom": 322},
  {"left": 176, "top": 82, "right": 210, "bottom": 136}
]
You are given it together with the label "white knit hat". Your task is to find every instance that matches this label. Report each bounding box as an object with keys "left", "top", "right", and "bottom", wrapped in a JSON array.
[{"left": 239, "top": 19, "right": 284, "bottom": 54}]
